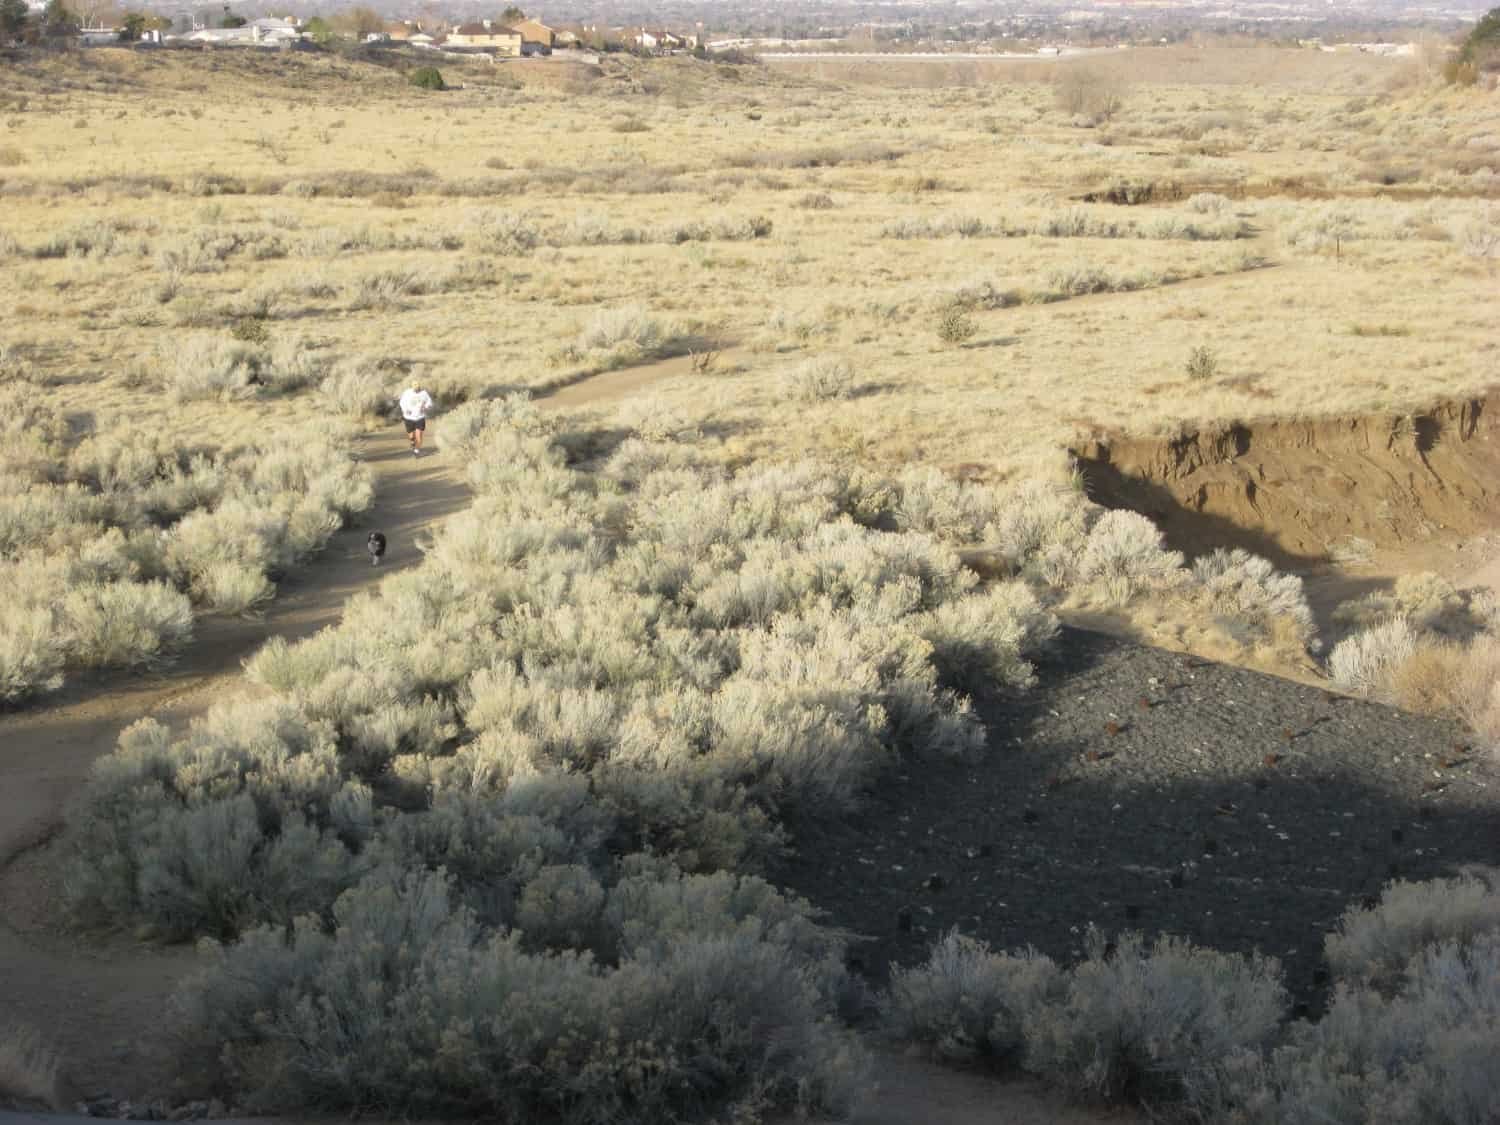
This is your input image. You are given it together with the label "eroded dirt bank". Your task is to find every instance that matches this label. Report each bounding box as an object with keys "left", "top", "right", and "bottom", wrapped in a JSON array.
[{"left": 1072, "top": 392, "right": 1500, "bottom": 568}]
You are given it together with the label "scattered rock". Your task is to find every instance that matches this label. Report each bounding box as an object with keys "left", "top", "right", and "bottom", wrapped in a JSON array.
[{"left": 924, "top": 874, "right": 946, "bottom": 892}]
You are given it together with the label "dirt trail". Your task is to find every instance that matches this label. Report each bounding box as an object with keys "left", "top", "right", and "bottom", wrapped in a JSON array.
[{"left": 0, "top": 360, "right": 707, "bottom": 1103}]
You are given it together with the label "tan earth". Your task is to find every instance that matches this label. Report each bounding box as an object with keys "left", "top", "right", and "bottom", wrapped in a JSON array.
[{"left": 0, "top": 361, "right": 1132, "bottom": 1123}]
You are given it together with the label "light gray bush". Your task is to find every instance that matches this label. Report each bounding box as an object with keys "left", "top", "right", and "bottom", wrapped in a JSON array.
[
  {"left": 885, "top": 930, "right": 1063, "bottom": 1064},
  {"left": 1023, "top": 928, "right": 1286, "bottom": 1103},
  {"left": 0, "top": 601, "right": 66, "bottom": 704},
  {"left": 1325, "top": 874, "right": 1500, "bottom": 994},
  {"left": 1074, "top": 510, "right": 1185, "bottom": 603},
  {"left": 171, "top": 867, "right": 868, "bottom": 1121},
  {"left": 60, "top": 580, "right": 193, "bottom": 667},
  {"left": 577, "top": 305, "right": 663, "bottom": 353},
  {"left": 784, "top": 356, "right": 855, "bottom": 403},
  {"left": 918, "top": 581, "right": 1058, "bottom": 695},
  {"left": 155, "top": 333, "right": 266, "bottom": 404},
  {"left": 1190, "top": 548, "right": 1316, "bottom": 650},
  {"left": 1328, "top": 617, "right": 1417, "bottom": 697},
  {"left": 1195, "top": 932, "right": 1500, "bottom": 1125}
]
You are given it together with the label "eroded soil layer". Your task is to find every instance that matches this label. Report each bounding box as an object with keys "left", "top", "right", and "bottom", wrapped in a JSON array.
[{"left": 1072, "top": 393, "right": 1500, "bottom": 567}]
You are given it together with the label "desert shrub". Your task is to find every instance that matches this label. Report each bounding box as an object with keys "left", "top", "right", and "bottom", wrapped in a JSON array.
[
  {"left": 1195, "top": 931, "right": 1500, "bottom": 1125},
  {"left": 1325, "top": 874, "right": 1500, "bottom": 994},
  {"left": 1328, "top": 617, "right": 1418, "bottom": 697},
  {"left": 576, "top": 305, "right": 663, "bottom": 354},
  {"left": 918, "top": 582, "right": 1057, "bottom": 696},
  {"left": 467, "top": 209, "right": 541, "bottom": 255},
  {"left": 1190, "top": 548, "right": 1316, "bottom": 652},
  {"left": 349, "top": 269, "right": 427, "bottom": 311},
  {"left": 1023, "top": 928, "right": 1286, "bottom": 1103},
  {"left": 64, "top": 702, "right": 361, "bottom": 938},
  {"left": 1186, "top": 345, "right": 1220, "bottom": 381},
  {"left": 0, "top": 602, "right": 67, "bottom": 704},
  {"left": 261, "top": 335, "right": 326, "bottom": 393},
  {"left": 1333, "top": 573, "right": 1487, "bottom": 638},
  {"left": 409, "top": 65, "right": 445, "bottom": 90},
  {"left": 171, "top": 867, "right": 867, "bottom": 1120},
  {"left": 154, "top": 333, "right": 265, "bottom": 403},
  {"left": 890, "top": 465, "right": 998, "bottom": 542},
  {"left": 318, "top": 360, "right": 391, "bottom": 418},
  {"left": 0, "top": 1021, "right": 61, "bottom": 1111},
  {"left": 61, "top": 581, "right": 193, "bottom": 667},
  {"left": 1073, "top": 510, "right": 1185, "bottom": 603},
  {"left": 784, "top": 356, "right": 854, "bottom": 402},
  {"left": 796, "top": 190, "right": 836, "bottom": 210},
  {"left": 936, "top": 305, "right": 977, "bottom": 345},
  {"left": 1054, "top": 66, "right": 1127, "bottom": 122},
  {"left": 885, "top": 931, "right": 1063, "bottom": 1065},
  {"left": 1188, "top": 192, "right": 1234, "bottom": 214}
]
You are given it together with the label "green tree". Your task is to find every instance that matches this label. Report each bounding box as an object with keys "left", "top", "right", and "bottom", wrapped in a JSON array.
[
  {"left": 502, "top": 6, "right": 524, "bottom": 23},
  {"left": 332, "top": 5, "right": 382, "bottom": 37},
  {"left": 119, "top": 11, "right": 145, "bottom": 38},
  {"left": 42, "top": 0, "right": 79, "bottom": 37},
  {"left": 303, "top": 14, "right": 332, "bottom": 42},
  {"left": 408, "top": 64, "right": 444, "bottom": 89},
  {"left": 1459, "top": 6, "right": 1500, "bottom": 69},
  {"left": 0, "top": 0, "right": 29, "bottom": 40}
]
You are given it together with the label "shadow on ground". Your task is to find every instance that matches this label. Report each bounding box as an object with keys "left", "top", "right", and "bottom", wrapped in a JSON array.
[{"left": 774, "top": 628, "right": 1500, "bottom": 1015}]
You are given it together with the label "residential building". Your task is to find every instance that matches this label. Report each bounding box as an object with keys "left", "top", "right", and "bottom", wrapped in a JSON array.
[
  {"left": 510, "top": 16, "right": 553, "bottom": 48},
  {"left": 444, "top": 20, "right": 523, "bottom": 54}
]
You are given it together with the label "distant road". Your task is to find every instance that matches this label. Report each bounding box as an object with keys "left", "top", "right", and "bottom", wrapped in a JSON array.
[{"left": 759, "top": 48, "right": 1121, "bottom": 61}]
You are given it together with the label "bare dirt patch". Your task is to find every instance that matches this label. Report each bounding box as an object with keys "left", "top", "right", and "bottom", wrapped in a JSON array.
[{"left": 1072, "top": 392, "right": 1500, "bottom": 570}]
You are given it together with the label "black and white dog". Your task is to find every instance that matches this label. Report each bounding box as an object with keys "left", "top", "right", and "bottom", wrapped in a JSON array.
[{"left": 366, "top": 531, "right": 387, "bottom": 566}]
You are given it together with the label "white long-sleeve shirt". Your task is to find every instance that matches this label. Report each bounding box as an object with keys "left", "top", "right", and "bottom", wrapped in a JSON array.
[{"left": 398, "top": 388, "right": 433, "bottom": 421}]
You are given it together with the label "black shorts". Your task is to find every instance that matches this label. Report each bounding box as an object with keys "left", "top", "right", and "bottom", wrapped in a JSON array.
[{"left": 403, "top": 417, "right": 426, "bottom": 434}]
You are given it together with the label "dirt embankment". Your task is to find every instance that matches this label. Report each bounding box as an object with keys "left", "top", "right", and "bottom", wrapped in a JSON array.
[{"left": 1072, "top": 393, "right": 1500, "bottom": 568}]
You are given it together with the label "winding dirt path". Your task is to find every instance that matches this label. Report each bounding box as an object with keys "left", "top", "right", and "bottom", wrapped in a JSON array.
[{"left": 0, "top": 358, "right": 750, "bottom": 1106}]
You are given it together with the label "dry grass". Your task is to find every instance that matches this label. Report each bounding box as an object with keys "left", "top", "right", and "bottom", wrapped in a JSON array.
[{"left": 0, "top": 48, "right": 1493, "bottom": 483}]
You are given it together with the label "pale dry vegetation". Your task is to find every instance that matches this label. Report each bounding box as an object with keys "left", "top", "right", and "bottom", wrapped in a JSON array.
[
  {"left": 891, "top": 872, "right": 1500, "bottom": 1122},
  {"left": 0, "top": 370, "right": 372, "bottom": 703},
  {"left": 2, "top": 41, "right": 1497, "bottom": 1121}
]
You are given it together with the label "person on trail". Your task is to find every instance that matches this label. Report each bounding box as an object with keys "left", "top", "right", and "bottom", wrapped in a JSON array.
[{"left": 398, "top": 383, "right": 433, "bottom": 456}]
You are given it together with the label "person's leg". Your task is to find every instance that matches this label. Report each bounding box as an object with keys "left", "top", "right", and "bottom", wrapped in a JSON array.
[{"left": 414, "top": 420, "right": 424, "bottom": 451}]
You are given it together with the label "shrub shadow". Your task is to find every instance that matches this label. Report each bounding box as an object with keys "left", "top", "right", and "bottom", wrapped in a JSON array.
[{"left": 773, "top": 627, "right": 1500, "bottom": 1016}]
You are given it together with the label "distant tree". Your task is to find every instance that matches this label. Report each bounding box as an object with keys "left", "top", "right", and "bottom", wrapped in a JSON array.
[
  {"left": 0, "top": 0, "right": 29, "bottom": 40},
  {"left": 1459, "top": 6, "right": 1500, "bottom": 71},
  {"left": 220, "top": 13, "right": 245, "bottom": 27},
  {"left": 303, "top": 14, "right": 331, "bottom": 42},
  {"left": 501, "top": 6, "right": 524, "bottom": 23},
  {"left": 332, "top": 5, "right": 381, "bottom": 37},
  {"left": 119, "top": 9, "right": 144, "bottom": 37},
  {"left": 1054, "top": 65, "right": 1127, "bottom": 122},
  {"left": 408, "top": 64, "right": 444, "bottom": 89},
  {"left": 42, "top": 0, "right": 79, "bottom": 37}
]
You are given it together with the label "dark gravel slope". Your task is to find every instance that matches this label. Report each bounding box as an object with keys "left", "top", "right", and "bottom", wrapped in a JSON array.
[{"left": 773, "top": 628, "right": 1500, "bottom": 1012}]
